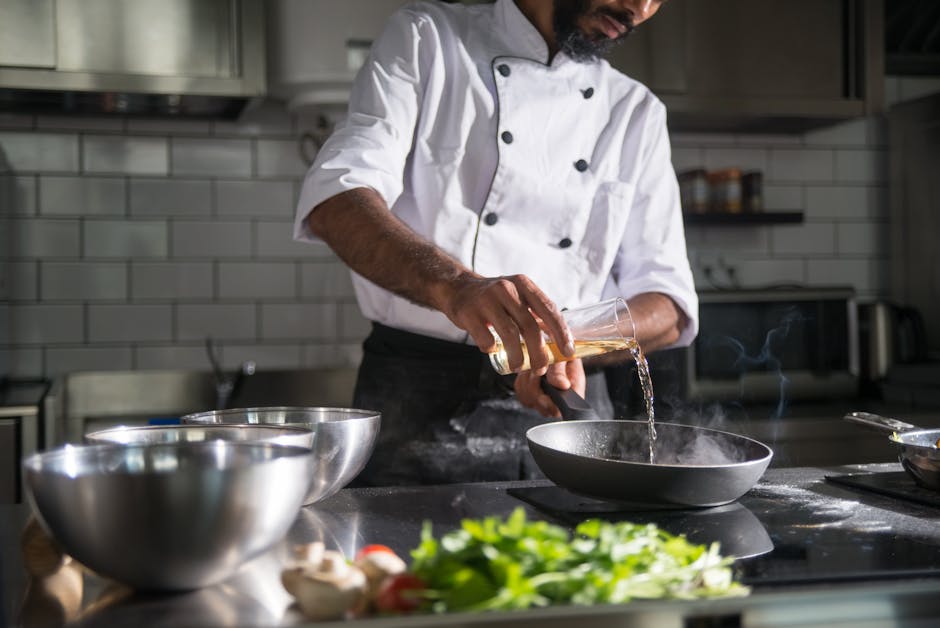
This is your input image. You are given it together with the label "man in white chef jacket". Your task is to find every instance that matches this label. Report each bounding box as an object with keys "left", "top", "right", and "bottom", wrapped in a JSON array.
[{"left": 293, "top": 0, "right": 698, "bottom": 486}]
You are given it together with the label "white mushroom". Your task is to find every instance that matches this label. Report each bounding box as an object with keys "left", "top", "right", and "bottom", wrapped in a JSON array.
[
  {"left": 292, "top": 542, "right": 326, "bottom": 567},
  {"left": 354, "top": 550, "right": 407, "bottom": 597},
  {"left": 21, "top": 516, "right": 71, "bottom": 578},
  {"left": 281, "top": 550, "right": 367, "bottom": 621}
]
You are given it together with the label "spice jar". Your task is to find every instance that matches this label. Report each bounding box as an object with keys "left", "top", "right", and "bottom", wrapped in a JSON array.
[
  {"left": 677, "top": 169, "right": 709, "bottom": 214},
  {"left": 742, "top": 171, "right": 763, "bottom": 213},
  {"left": 707, "top": 168, "right": 742, "bottom": 213}
]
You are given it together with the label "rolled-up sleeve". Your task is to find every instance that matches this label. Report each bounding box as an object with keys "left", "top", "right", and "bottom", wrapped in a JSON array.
[
  {"left": 606, "top": 99, "right": 699, "bottom": 347},
  {"left": 293, "top": 9, "right": 429, "bottom": 241}
]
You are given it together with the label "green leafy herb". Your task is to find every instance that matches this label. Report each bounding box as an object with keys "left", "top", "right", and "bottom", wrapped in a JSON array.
[{"left": 409, "top": 507, "right": 748, "bottom": 613}]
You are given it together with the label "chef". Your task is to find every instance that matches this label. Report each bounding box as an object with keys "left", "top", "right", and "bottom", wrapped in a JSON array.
[{"left": 292, "top": 0, "right": 698, "bottom": 486}]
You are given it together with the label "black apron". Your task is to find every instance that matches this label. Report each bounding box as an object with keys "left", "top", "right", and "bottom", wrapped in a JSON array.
[{"left": 352, "top": 323, "right": 613, "bottom": 486}]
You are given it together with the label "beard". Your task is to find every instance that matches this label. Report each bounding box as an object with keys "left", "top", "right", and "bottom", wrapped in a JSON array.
[{"left": 552, "top": 0, "right": 636, "bottom": 63}]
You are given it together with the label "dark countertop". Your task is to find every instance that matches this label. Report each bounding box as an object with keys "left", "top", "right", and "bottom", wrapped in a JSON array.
[{"left": 6, "top": 463, "right": 940, "bottom": 627}]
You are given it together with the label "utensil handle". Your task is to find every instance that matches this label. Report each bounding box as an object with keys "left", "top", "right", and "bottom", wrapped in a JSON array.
[
  {"left": 843, "top": 411, "right": 917, "bottom": 434},
  {"left": 539, "top": 377, "right": 600, "bottom": 421}
]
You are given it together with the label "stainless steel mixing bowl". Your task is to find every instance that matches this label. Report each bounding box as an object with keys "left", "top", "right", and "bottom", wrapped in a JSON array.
[
  {"left": 22, "top": 441, "right": 314, "bottom": 591},
  {"left": 181, "top": 407, "right": 380, "bottom": 505},
  {"left": 84, "top": 423, "right": 315, "bottom": 450}
]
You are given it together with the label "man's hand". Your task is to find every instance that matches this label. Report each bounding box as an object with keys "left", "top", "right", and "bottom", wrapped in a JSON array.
[
  {"left": 435, "top": 273, "right": 574, "bottom": 374},
  {"left": 514, "top": 359, "right": 586, "bottom": 418},
  {"left": 308, "top": 189, "right": 573, "bottom": 371}
]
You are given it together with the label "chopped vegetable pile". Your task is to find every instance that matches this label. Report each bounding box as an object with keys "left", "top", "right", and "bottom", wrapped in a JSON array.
[
  {"left": 281, "top": 508, "right": 748, "bottom": 621},
  {"left": 409, "top": 507, "right": 749, "bottom": 613}
]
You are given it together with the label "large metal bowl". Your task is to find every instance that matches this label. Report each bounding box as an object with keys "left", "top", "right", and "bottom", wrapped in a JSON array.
[
  {"left": 22, "top": 441, "right": 314, "bottom": 591},
  {"left": 182, "top": 407, "right": 380, "bottom": 505},
  {"left": 84, "top": 423, "right": 315, "bottom": 450}
]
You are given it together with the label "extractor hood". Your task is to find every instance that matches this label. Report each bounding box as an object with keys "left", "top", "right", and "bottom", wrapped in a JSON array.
[
  {"left": 0, "top": 0, "right": 266, "bottom": 118},
  {"left": 265, "top": 0, "right": 408, "bottom": 110}
]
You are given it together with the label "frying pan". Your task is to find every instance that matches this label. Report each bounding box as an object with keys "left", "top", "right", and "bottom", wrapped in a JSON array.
[
  {"left": 844, "top": 411, "right": 940, "bottom": 490},
  {"left": 526, "top": 385, "right": 773, "bottom": 508}
]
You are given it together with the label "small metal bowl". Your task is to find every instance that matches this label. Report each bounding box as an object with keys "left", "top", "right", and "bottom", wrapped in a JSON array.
[
  {"left": 182, "top": 407, "right": 380, "bottom": 505},
  {"left": 84, "top": 423, "right": 315, "bottom": 450},
  {"left": 22, "top": 441, "right": 314, "bottom": 591}
]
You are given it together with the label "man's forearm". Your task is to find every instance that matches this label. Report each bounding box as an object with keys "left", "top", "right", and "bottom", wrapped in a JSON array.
[
  {"left": 306, "top": 187, "right": 470, "bottom": 315},
  {"left": 627, "top": 292, "right": 688, "bottom": 352},
  {"left": 305, "top": 187, "right": 572, "bottom": 368},
  {"left": 584, "top": 292, "right": 688, "bottom": 367}
]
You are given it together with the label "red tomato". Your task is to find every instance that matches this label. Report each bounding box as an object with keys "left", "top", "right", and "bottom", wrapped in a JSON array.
[
  {"left": 375, "top": 573, "right": 426, "bottom": 613},
  {"left": 354, "top": 544, "right": 396, "bottom": 561}
]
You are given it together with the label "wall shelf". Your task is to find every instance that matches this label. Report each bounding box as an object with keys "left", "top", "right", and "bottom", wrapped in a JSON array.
[{"left": 684, "top": 211, "right": 805, "bottom": 226}]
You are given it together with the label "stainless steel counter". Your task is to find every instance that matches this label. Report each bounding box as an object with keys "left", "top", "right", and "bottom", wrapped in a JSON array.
[{"left": 6, "top": 463, "right": 940, "bottom": 627}]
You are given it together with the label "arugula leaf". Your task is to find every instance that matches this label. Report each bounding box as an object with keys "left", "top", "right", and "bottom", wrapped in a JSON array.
[{"left": 409, "top": 508, "right": 748, "bottom": 613}]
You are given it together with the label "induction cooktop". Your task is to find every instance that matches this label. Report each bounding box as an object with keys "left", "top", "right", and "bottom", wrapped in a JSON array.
[
  {"left": 509, "top": 479, "right": 940, "bottom": 588},
  {"left": 825, "top": 471, "right": 940, "bottom": 509}
]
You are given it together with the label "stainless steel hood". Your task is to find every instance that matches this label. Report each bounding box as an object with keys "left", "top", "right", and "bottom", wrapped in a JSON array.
[{"left": 0, "top": 0, "right": 266, "bottom": 118}]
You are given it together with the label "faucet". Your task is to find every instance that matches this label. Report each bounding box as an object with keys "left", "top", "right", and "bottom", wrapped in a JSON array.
[{"left": 205, "top": 338, "right": 256, "bottom": 410}]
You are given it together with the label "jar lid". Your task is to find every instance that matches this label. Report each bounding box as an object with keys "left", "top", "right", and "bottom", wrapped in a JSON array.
[{"left": 707, "top": 168, "right": 742, "bottom": 182}]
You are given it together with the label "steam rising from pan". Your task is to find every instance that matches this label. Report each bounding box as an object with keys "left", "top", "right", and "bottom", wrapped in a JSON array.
[{"left": 538, "top": 420, "right": 767, "bottom": 467}]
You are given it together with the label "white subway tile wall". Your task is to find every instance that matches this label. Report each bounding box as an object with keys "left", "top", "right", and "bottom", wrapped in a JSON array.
[
  {"left": 45, "top": 346, "right": 134, "bottom": 376},
  {"left": 176, "top": 303, "right": 257, "bottom": 342},
  {"left": 261, "top": 303, "right": 337, "bottom": 341},
  {"left": 11, "top": 304, "right": 84, "bottom": 345},
  {"left": 8, "top": 262, "right": 38, "bottom": 301},
  {"left": 0, "top": 132, "right": 80, "bottom": 172},
  {"left": 170, "top": 138, "right": 252, "bottom": 178},
  {"left": 216, "top": 180, "right": 294, "bottom": 217},
  {"left": 83, "top": 135, "right": 168, "bottom": 175},
  {"left": 171, "top": 220, "right": 250, "bottom": 258},
  {"left": 11, "top": 176, "right": 38, "bottom": 216},
  {"left": 673, "top": 117, "right": 888, "bottom": 300},
  {"left": 217, "top": 262, "right": 296, "bottom": 299},
  {"left": 83, "top": 220, "right": 168, "bottom": 258},
  {"left": 88, "top": 304, "right": 173, "bottom": 343},
  {"left": 223, "top": 343, "right": 303, "bottom": 370},
  {"left": 130, "top": 179, "right": 213, "bottom": 217},
  {"left": 130, "top": 262, "right": 213, "bottom": 300},
  {"left": 40, "top": 176, "right": 126, "bottom": 216},
  {"left": 41, "top": 262, "right": 127, "bottom": 301},
  {"left": 0, "top": 108, "right": 889, "bottom": 377},
  {"left": 11, "top": 219, "right": 81, "bottom": 258}
]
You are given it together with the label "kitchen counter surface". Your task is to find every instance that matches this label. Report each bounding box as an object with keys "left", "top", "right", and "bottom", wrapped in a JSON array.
[{"left": 5, "top": 463, "right": 940, "bottom": 627}]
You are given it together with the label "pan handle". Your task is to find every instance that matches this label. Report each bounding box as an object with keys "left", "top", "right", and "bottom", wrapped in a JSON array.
[
  {"left": 843, "top": 411, "right": 918, "bottom": 434},
  {"left": 539, "top": 377, "right": 601, "bottom": 421}
]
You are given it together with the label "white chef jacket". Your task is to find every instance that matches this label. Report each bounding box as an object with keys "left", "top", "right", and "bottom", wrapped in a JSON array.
[{"left": 293, "top": 0, "right": 698, "bottom": 348}]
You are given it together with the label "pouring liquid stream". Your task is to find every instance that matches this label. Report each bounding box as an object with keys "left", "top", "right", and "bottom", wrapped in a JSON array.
[
  {"left": 489, "top": 337, "right": 657, "bottom": 463},
  {"left": 631, "top": 342, "right": 656, "bottom": 463}
]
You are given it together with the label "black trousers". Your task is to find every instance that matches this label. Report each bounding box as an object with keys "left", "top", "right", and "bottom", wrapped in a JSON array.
[{"left": 352, "top": 323, "right": 612, "bottom": 486}]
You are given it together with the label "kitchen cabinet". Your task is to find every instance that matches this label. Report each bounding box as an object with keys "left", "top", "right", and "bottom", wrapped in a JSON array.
[
  {"left": 0, "top": 0, "right": 265, "bottom": 116},
  {"left": 0, "top": 0, "right": 55, "bottom": 69},
  {"left": 610, "top": 0, "right": 885, "bottom": 132},
  {"left": 888, "top": 92, "right": 940, "bottom": 358}
]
